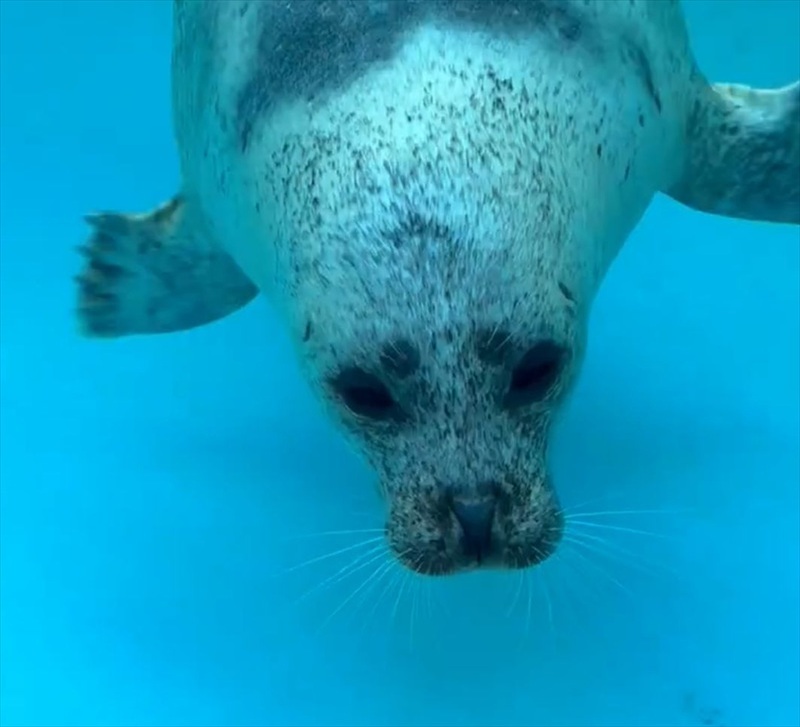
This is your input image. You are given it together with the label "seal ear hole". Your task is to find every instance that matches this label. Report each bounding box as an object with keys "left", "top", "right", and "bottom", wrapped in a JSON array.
[
  {"left": 332, "top": 367, "right": 398, "bottom": 420},
  {"left": 505, "top": 340, "right": 565, "bottom": 407}
]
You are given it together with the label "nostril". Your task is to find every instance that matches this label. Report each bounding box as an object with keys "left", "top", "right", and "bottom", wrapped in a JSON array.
[{"left": 451, "top": 495, "right": 496, "bottom": 558}]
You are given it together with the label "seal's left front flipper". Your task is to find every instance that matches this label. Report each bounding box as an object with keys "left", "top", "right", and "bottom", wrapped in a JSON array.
[{"left": 666, "top": 79, "right": 799, "bottom": 225}]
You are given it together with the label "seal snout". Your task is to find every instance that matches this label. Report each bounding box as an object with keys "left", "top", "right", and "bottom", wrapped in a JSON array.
[
  {"left": 450, "top": 489, "right": 498, "bottom": 563},
  {"left": 386, "top": 477, "right": 564, "bottom": 576}
]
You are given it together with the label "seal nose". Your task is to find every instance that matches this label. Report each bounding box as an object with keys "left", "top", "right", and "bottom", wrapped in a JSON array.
[{"left": 451, "top": 492, "right": 497, "bottom": 560}]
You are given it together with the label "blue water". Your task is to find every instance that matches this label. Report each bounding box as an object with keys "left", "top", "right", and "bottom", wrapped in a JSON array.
[{"left": 1, "top": 2, "right": 798, "bottom": 726}]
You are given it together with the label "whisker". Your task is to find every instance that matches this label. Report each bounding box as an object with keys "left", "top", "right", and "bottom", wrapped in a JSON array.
[
  {"left": 351, "top": 555, "right": 400, "bottom": 636},
  {"left": 561, "top": 493, "right": 628, "bottom": 516},
  {"left": 286, "top": 528, "right": 386, "bottom": 541},
  {"left": 425, "top": 579, "right": 435, "bottom": 622},
  {"left": 547, "top": 549, "right": 596, "bottom": 632},
  {"left": 538, "top": 569, "right": 556, "bottom": 645},
  {"left": 563, "top": 530, "right": 682, "bottom": 584},
  {"left": 390, "top": 567, "right": 413, "bottom": 627},
  {"left": 409, "top": 577, "right": 420, "bottom": 651},
  {"left": 525, "top": 571, "right": 534, "bottom": 636},
  {"left": 506, "top": 571, "right": 526, "bottom": 618},
  {"left": 566, "top": 520, "right": 673, "bottom": 540},
  {"left": 317, "top": 558, "right": 397, "bottom": 634},
  {"left": 565, "top": 508, "right": 691, "bottom": 520},
  {"left": 406, "top": 552, "right": 429, "bottom": 651},
  {"left": 565, "top": 545, "right": 638, "bottom": 601},
  {"left": 548, "top": 546, "right": 625, "bottom": 654},
  {"left": 294, "top": 543, "right": 388, "bottom": 606},
  {"left": 372, "top": 551, "right": 407, "bottom": 620},
  {"left": 282, "top": 535, "right": 385, "bottom": 574}
]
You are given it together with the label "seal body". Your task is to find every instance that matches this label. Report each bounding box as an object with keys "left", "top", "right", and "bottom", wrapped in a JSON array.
[{"left": 76, "top": 1, "right": 799, "bottom": 576}]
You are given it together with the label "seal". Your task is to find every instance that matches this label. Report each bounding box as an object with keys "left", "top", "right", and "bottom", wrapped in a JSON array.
[{"left": 75, "top": 1, "right": 799, "bottom": 576}]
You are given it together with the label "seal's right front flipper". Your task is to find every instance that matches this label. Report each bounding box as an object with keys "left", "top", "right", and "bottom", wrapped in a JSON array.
[
  {"left": 76, "top": 195, "right": 258, "bottom": 338},
  {"left": 666, "top": 80, "right": 799, "bottom": 225}
]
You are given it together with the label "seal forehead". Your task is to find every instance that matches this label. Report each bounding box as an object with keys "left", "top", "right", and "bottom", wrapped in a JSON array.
[
  {"left": 236, "top": 0, "right": 593, "bottom": 150},
  {"left": 297, "top": 208, "right": 578, "bottom": 361}
]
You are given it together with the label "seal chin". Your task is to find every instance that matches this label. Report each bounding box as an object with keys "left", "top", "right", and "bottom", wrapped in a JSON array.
[{"left": 384, "top": 478, "right": 564, "bottom": 577}]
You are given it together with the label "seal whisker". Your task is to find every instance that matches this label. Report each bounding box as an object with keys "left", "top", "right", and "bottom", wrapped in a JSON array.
[
  {"left": 292, "top": 543, "right": 389, "bottom": 606},
  {"left": 287, "top": 527, "right": 386, "bottom": 541},
  {"left": 317, "top": 557, "right": 398, "bottom": 634},
  {"left": 403, "top": 551, "right": 430, "bottom": 648},
  {"left": 536, "top": 567, "right": 557, "bottom": 645},
  {"left": 565, "top": 520, "right": 673, "bottom": 540},
  {"left": 350, "top": 554, "right": 401, "bottom": 633},
  {"left": 557, "top": 518, "right": 679, "bottom": 581},
  {"left": 362, "top": 557, "right": 406, "bottom": 630},
  {"left": 424, "top": 579, "right": 436, "bottom": 622},
  {"left": 408, "top": 576, "right": 422, "bottom": 651},
  {"left": 564, "top": 508, "right": 691, "bottom": 520},
  {"left": 524, "top": 570, "right": 535, "bottom": 636},
  {"left": 563, "top": 530, "right": 682, "bottom": 583},
  {"left": 563, "top": 545, "right": 639, "bottom": 602},
  {"left": 561, "top": 493, "right": 644, "bottom": 516},
  {"left": 390, "top": 562, "right": 414, "bottom": 629},
  {"left": 505, "top": 570, "right": 526, "bottom": 618},
  {"left": 484, "top": 318, "right": 508, "bottom": 352},
  {"left": 555, "top": 543, "right": 621, "bottom": 607},
  {"left": 282, "top": 535, "right": 386, "bottom": 574}
]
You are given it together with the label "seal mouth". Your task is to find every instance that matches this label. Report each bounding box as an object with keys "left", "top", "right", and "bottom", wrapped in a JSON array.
[{"left": 385, "top": 483, "right": 564, "bottom": 576}]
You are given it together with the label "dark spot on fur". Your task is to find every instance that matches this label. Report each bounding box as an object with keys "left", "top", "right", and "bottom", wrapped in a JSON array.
[
  {"left": 596, "top": 143, "right": 602, "bottom": 158},
  {"left": 237, "top": 2, "right": 410, "bottom": 150},
  {"left": 234, "top": 0, "right": 593, "bottom": 150},
  {"left": 303, "top": 320, "right": 313, "bottom": 341},
  {"left": 380, "top": 339, "right": 420, "bottom": 379},
  {"left": 557, "top": 282, "right": 575, "bottom": 303},
  {"left": 627, "top": 42, "right": 662, "bottom": 114},
  {"left": 623, "top": 162, "right": 631, "bottom": 181},
  {"left": 638, "top": 112, "right": 645, "bottom": 127}
]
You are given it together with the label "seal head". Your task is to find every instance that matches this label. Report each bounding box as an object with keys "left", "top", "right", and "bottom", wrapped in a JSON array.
[{"left": 299, "top": 208, "right": 586, "bottom": 577}]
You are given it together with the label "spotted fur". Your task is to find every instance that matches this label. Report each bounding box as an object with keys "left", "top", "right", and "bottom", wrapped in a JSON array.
[{"left": 77, "top": 0, "right": 799, "bottom": 576}]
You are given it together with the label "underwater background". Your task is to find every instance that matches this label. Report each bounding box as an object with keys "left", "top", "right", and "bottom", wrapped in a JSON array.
[{"left": 0, "top": 1, "right": 798, "bottom": 726}]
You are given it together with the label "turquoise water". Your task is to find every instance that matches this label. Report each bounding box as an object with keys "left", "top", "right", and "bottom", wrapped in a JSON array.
[{"left": 0, "top": 1, "right": 798, "bottom": 726}]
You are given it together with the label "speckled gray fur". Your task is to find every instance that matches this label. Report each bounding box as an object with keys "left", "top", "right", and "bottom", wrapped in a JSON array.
[{"left": 76, "top": 0, "right": 799, "bottom": 575}]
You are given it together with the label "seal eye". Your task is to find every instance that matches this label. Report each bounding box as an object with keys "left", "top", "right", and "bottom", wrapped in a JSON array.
[
  {"left": 505, "top": 340, "right": 564, "bottom": 407},
  {"left": 333, "top": 367, "right": 397, "bottom": 420}
]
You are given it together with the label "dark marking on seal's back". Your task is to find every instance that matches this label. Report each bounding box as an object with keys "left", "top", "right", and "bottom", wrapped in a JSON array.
[
  {"left": 237, "top": 1, "right": 410, "bottom": 150},
  {"left": 626, "top": 42, "right": 662, "bottom": 113},
  {"left": 235, "top": 0, "right": 593, "bottom": 151},
  {"left": 557, "top": 281, "right": 575, "bottom": 303}
]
